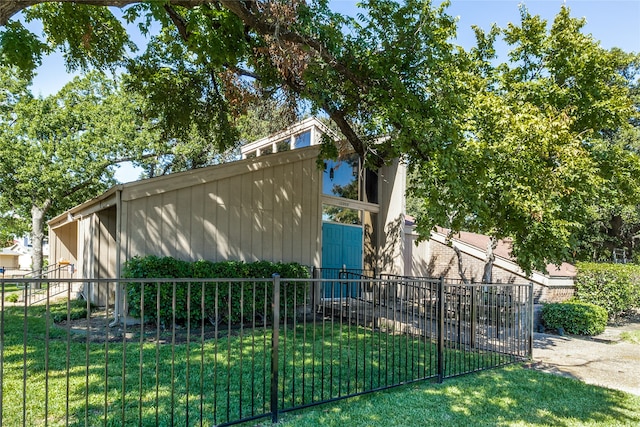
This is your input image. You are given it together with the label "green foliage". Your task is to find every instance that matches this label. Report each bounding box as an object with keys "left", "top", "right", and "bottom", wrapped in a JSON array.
[
  {"left": 5, "top": 293, "right": 18, "bottom": 303},
  {"left": 122, "top": 256, "right": 310, "bottom": 326},
  {"left": 2, "top": 1, "right": 639, "bottom": 274},
  {"left": 409, "top": 7, "right": 640, "bottom": 274},
  {"left": 574, "top": 262, "right": 640, "bottom": 319},
  {"left": 0, "top": 68, "right": 159, "bottom": 272},
  {"left": 542, "top": 301, "right": 608, "bottom": 336},
  {"left": 24, "top": 3, "right": 134, "bottom": 72},
  {"left": 0, "top": 21, "right": 47, "bottom": 78}
]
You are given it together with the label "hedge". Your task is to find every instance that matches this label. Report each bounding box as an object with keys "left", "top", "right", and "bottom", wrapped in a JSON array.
[
  {"left": 542, "top": 301, "right": 608, "bottom": 336},
  {"left": 574, "top": 262, "right": 640, "bottom": 319},
  {"left": 123, "top": 256, "right": 310, "bottom": 325}
]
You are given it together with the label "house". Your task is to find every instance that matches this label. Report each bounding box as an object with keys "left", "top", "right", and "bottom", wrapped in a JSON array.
[
  {"left": 0, "top": 238, "right": 43, "bottom": 273},
  {"left": 48, "top": 118, "right": 406, "bottom": 306},
  {"left": 48, "top": 117, "right": 574, "bottom": 308},
  {"left": 0, "top": 247, "right": 21, "bottom": 271}
]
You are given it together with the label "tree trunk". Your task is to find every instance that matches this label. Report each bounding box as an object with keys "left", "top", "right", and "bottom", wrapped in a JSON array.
[
  {"left": 482, "top": 236, "right": 497, "bottom": 284},
  {"left": 452, "top": 245, "right": 470, "bottom": 284},
  {"left": 31, "top": 201, "right": 51, "bottom": 284}
]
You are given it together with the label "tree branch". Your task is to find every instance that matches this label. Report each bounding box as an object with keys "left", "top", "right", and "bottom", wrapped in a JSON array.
[
  {"left": 452, "top": 245, "right": 470, "bottom": 284},
  {"left": 219, "top": 0, "right": 368, "bottom": 91},
  {"left": 224, "top": 63, "right": 261, "bottom": 80},
  {"left": 0, "top": 0, "right": 208, "bottom": 26},
  {"left": 163, "top": 3, "right": 190, "bottom": 42}
]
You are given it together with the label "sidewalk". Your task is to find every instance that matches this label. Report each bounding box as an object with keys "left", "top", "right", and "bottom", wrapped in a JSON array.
[{"left": 530, "top": 318, "right": 640, "bottom": 396}]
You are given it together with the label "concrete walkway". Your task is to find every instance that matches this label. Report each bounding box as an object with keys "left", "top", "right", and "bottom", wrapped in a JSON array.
[{"left": 530, "top": 318, "right": 640, "bottom": 396}]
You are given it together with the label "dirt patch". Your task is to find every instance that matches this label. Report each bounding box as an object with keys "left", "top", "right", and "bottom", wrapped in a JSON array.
[{"left": 55, "top": 310, "right": 261, "bottom": 344}]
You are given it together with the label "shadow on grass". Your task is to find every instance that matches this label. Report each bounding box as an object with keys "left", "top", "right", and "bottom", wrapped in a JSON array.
[{"left": 277, "top": 365, "right": 640, "bottom": 427}]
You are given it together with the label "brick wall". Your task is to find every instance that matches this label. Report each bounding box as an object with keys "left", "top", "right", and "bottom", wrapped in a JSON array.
[
  {"left": 405, "top": 231, "right": 575, "bottom": 303},
  {"left": 428, "top": 239, "right": 520, "bottom": 284}
]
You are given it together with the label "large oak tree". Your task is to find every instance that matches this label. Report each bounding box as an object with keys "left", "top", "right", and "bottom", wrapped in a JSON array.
[
  {"left": 0, "top": 68, "right": 154, "bottom": 274},
  {"left": 1, "top": 0, "right": 639, "bottom": 272}
]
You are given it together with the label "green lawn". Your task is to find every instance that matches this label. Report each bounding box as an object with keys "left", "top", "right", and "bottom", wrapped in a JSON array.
[
  {"left": 1, "top": 283, "right": 21, "bottom": 292},
  {"left": 276, "top": 365, "right": 640, "bottom": 426},
  {"left": 4, "top": 302, "right": 632, "bottom": 426},
  {"left": 3, "top": 301, "right": 489, "bottom": 426}
]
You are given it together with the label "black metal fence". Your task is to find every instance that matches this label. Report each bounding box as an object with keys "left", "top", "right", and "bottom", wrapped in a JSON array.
[{"left": 1, "top": 276, "right": 532, "bottom": 426}]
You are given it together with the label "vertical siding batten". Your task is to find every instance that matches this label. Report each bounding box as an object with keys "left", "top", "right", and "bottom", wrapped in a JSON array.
[
  {"left": 176, "top": 186, "right": 192, "bottom": 260},
  {"left": 204, "top": 180, "right": 219, "bottom": 262},
  {"left": 240, "top": 172, "right": 254, "bottom": 262},
  {"left": 252, "top": 168, "right": 264, "bottom": 261},
  {"left": 291, "top": 159, "right": 304, "bottom": 264},
  {"left": 217, "top": 177, "right": 232, "bottom": 261},
  {"left": 191, "top": 184, "right": 205, "bottom": 260},
  {"left": 282, "top": 162, "right": 294, "bottom": 262}
]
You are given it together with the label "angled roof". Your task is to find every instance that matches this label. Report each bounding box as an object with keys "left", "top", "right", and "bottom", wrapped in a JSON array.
[
  {"left": 1, "top": 247, "right": 21, "bottom": 256},
  {"left": 441, "top": 228, "right": 576, "bottom": 278},
  {"left": 406, "top": 216, "right": 575, "bottom": 279}
]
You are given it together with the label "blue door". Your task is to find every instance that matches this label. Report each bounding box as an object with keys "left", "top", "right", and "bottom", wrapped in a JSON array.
[{"left": 321, "top": 222, "right": 363, "bottom": 298}]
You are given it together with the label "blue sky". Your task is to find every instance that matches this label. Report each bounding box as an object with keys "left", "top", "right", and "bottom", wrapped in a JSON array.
[
  {"left": 29, "top": 0, "right": 640, "bottom": 97},
  {"left": 23, "top": 0, "right": 640, "bottom": 182}
]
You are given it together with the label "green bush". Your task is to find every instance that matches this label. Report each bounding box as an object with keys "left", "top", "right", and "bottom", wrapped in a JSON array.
[
  {"left": 5, "top": 293, "right": 18, "bottom": 303},
  {"left": 542, "top": 301, "right": 608, "bottom": 336},
  {"left": 123, "top": 256, "right": 310, "bottom": 326},
  {"left": 574, "top": 262, "right": 640, "bottom": 319}
]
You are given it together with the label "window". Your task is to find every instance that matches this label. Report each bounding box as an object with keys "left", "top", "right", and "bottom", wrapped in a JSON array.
[
  {"left": 322, "top": 204, "right": 362, "bottom": 225},
  {"left": 245, "top": 151, "right": 257, "bottom": 159},
  {"left": 260, "top": 145, "right": 273, "bottom": 155},
  {"left": 277, "top": 138, "right": 290, "bottom": 152},
  {"left": 293, "top": 131, "right": 311, "bottom": 148},
  {"left": 323, "top": 154, "right": 360, "bottom": 200}
]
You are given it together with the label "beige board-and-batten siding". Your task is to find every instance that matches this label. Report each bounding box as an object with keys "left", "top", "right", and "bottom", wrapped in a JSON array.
[
  {"left": 48, "top": 146, "right": 325, "bottom": 292},
  {"left": 122, "top": 147, "right": 322, "bottom": 266}
]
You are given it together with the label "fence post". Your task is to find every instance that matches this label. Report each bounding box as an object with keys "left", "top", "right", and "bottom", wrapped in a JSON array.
[
  {"left": 528, "top": 282, "right": 534, "bottom": 359},
  {"left": 271, "top": 274, "right": 281, "bottom": 424},
  {"left": 437, "top": 276, "right": 445, "bottom": 383},
  {"left": 470, "top": 286, "right": 476, "bottom": 350}
]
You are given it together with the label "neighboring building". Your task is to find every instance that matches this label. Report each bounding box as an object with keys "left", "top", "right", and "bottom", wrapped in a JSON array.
[
  {"left": 0, "top": 238, "right": 45, "bottom": 273},
  {"left": 0, "top": 247, "right": 21, "bottom": 271},
  {"left": 404, "top": 221, "right": 576, "bottom": 303}
]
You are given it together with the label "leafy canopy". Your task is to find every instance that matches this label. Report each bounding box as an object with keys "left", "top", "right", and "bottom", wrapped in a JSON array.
[{"left": 1, "top": 1, "right": 639, "bottom": 272}]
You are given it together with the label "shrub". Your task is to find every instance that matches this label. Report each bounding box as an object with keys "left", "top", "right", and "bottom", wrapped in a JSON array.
[
  {"left": 542, "top": 301, "right": 608, "bottom": 336},
  {"left": 574, "top": 262, "right": 640, "bottom": 320},
  {"left": 5, "top": 293, "right": 18, "bottom": 303},
  {"left": 123, "top": 256, "right": 310, "bottom": 326}
]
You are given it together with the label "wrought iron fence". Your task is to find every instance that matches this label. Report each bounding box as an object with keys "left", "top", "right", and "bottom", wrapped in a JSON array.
[{"left": 1, "top": 276, "right": 532, "bottom": 426}]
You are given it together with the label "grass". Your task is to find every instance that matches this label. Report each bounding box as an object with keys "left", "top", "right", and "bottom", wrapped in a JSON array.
[
  {"left": 1, "top": 283, "right": 21, "bottom": 292},
  {"left": 620, "top": 330, "right": 640, "bottom": 344},
  {"left": 2, "top": 283, "right": 22, "bottom": 302},
  {"left": 275, "top": 365, "right": 640, "bottom": 426},
  {"left": 5, "top": 302, "right": 637, "bottom": 426},
  {"left": 1, "top": 301, "right": 514, "bottom": 426}
]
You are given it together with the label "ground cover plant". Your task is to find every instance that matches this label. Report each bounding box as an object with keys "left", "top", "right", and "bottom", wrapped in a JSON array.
[
  {"left": 2, "top": 300, "right": 638, "bottom": 426},
  {"left": 276, "top": 365, "right": 640, "bottom": 427},
  {"left": 621, "top": 330, "right": 640, "bottom": 345},
  {"left": 1, "top": 300, "right": 511, "bottom": 426}
]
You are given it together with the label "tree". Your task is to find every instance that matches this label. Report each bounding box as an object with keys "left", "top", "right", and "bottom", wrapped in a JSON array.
[
  {"left": 2, "top": 1, "right": 639, "bottom": 273},
  {"left": 0, "top": 68, "right": 151, "bottom": 275},
  {"left": 407, "top": 7, "right": 640, "bottom": 272}
]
